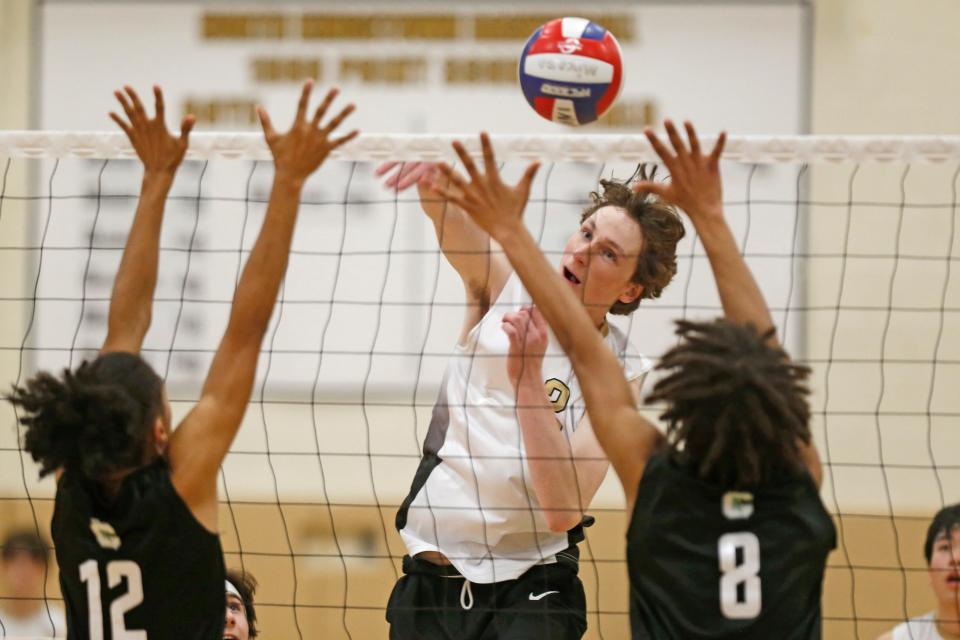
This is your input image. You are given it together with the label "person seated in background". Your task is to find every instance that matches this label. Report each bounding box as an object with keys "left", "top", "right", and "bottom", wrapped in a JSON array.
[
  {"left": 224, "top": 568, "right": 259, "bottom": 640},
  {"left": 880, "top": 503, "right": 960, "bottom": 640},
  {"left": 0, "top": 529, "right": 65, "bottom": 638}
]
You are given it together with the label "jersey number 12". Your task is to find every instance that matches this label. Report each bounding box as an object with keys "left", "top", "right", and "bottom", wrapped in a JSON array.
[
  {"left": 718, "top": 532, "right": 761, "bottom": 619},
  {"left": 79, "top": 559, "right": 146, "bottom": 640}
]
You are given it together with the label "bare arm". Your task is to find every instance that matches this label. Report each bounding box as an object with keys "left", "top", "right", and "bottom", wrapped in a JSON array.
[
  {"left": 503, "top": 307, "right": 612, "bottom": 532},
  {"left": 377, "top": 162, "right": 511, "bottom": 341},
  {"left": 429, "top": 134, "right": 663, "bottom": 509},
  {"left": 169, "top": 81, "right": 358, "bottom": 529},
  {"left": 636, "top": 122, "right": 773, "bottom": 336},
  {"left": 100, "top": 86, "right": 194, "bottom": 355},
  {"left": 636, "top": 121, "right": 821, "bottom": 486}
]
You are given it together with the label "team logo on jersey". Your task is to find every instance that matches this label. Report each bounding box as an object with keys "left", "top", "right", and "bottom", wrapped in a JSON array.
[
  {"left": 722, "top": 491, "right": 754, "bottom": 520},
  {"left": 544, "top": 378, "right": 571, "bottom": 413},
  {"left": 90, "top": 518, "right": 121, "bottom": 550}
]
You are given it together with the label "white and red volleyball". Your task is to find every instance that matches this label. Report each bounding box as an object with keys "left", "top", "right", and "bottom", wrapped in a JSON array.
[{"left": 519, "top": 17, "right": 623, "bottom": 126}]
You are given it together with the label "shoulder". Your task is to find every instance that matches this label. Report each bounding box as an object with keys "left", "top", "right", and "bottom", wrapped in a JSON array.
[{"left": 604, "top": 322, "right": 653, "bottom": 382}]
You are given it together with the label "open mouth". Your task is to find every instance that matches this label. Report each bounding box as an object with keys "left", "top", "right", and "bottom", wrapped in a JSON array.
[
  {"left": 563, "top": 266, "right": 581, "bottom": 284},
  {"left": 947, "top": 573, "right": 960, "bottom": 584}
]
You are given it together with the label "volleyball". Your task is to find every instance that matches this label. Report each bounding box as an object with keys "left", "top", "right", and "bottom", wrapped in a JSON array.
[{"left": 518, "top": 17, "right": 624, "bottom": 126}]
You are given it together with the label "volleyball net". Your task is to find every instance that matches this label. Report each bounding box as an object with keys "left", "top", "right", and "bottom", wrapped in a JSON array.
[{"left": 0, "top": 132, "right": 958, "bottom": 639}]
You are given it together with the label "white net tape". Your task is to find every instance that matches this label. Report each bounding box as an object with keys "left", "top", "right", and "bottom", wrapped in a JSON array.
[{"left": 3, "top": 132, "right": 960, "bottom": 163}]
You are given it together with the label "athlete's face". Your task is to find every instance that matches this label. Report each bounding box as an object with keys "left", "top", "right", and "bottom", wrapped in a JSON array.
[
  {"left": 928, "top": 525, "right": 960, "bottom": 605},
  {"left": 1, "top": 550, "right": 45, "bottom": 597},
  {"left": 560, "top": 206, "right": 644, "bottom": 317},
  {"left": 223, "top": 593, "right": 250, "bottom": 640}
]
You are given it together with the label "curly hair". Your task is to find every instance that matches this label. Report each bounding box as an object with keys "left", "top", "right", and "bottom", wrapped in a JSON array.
[
  {"left": 8, "top": 352, "right": 164, "bottom": 481},
  {"left": 646, "top": 319, "right": 812, "bottom": 489},
  {"left": 579, "top": 165, "right": 685, "bottom": 315},
  {"left": 226, "top": 568, "right": 259, "bottom": 637}
]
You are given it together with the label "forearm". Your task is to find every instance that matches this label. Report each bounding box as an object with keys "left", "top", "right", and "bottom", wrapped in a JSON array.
[
  {"left": 106, "top": 171, "right": 174, "bottom": 343},
  {"left": 227, "top": 173, "right": 301, "bottom": 338},
  {"left": 515, "top": 376, "right": 586, "bottom": 530},
  {"left": 427, "top": 199, "right": 505, "bottom": 292},
  {"left": 693, "top": 216, "right": 775, "bottom": 339}
]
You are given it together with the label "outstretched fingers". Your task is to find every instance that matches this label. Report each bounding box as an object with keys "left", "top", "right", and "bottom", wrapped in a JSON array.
[
  {"left": 517, "top": 162, "right": 541, "bottom": 202},
  {"left": 124, "top": 86, "right": 147, "bottom": 121},
  {"left": 709, "top": 131, "right": 727, "bottom": 165},
  {"left": 684, "top": 121, "right": 701, "bottom": 158},
  {"left": 429, "top": 165, "right": 471, "bottom": 210},
  {"left": 153, "top": 86, "right": 166, "bottom": 122},
  {"left": 321, "top": 102, "right": 355, "bottom": 136},
  {"left": 295, "top": 79, "right": 314, "bottom": 123},
  {"left": 480, "top": 132, "right": 499, "bottom": 179},
  {"left": 312, "top": 86, "right": 339, "bottom": 128},
  {"left": 631, "top": 179, "right": 670, "bottom": 199},
  {"left": 452, "top": 141, "right": 482, "bottom": 184},
  {"left": 664, "top": 120, "right": 689, "bottom": 159},
  {"left": 374, "top": 161, "right": 399, "bottom": 178},
  {"left": 329, "top": 129, "right": 360, "bottom": 150},
  {"left": 114, "top": 90, "right": 135, "bottom": 122},
  {"left": 256, "top": 106, "right": 276, "bottom": 140},
  {"left": 643, "top": 127, "right": 674, "bottom": 167},
  {"left": 109, "top": 112, "right": 132, "bottom": 136},
  {"left": 435, "top": 163, "right": 470, "bottom": 192},
  {"left": 180, "top": 114, "right": 196, "bottom": 143},
  {"left": 402, "top": 163, "right": 435, "bottom": 190}
]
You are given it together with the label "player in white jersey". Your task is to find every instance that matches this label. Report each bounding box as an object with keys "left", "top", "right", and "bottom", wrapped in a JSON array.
[
  {"left": 378, "top": 158, "right": 685, "bottom": 639},
  {"left": 880, "top": 503, "right": 960, "bottom": 640}
]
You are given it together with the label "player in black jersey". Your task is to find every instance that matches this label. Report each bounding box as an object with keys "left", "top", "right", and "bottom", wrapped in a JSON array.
[
  {"left": 8, "top": 80, "right": 357, "bottom": 640},
  {"left": 428, "top": 123, "right": 836, "bottom": 639}
]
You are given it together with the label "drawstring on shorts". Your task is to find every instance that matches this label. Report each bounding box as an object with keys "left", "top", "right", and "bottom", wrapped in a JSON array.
[{"left": 460, "top": 579, "right": 474, "bottom": 610}]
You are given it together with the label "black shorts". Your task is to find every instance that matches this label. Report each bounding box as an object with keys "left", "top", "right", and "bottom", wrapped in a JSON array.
[{"left": 386, "top": 554, "right": 587, "bottom": 640}]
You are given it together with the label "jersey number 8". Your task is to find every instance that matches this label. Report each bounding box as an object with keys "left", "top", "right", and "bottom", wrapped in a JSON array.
[
  {"left": 79, "top": 559, "right": 146, "bottom": 640},
  {"left": 718, "top": 532, "right": 761, "bottom": 619}
]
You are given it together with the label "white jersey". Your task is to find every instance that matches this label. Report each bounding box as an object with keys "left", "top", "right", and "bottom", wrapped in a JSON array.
[
  {"left": 396, "top": 273, "right": 650, "bottom": 583},
  {"left": 891, "top": 612, "right": 945, "bottom": 640},
  {"left": 0, "top": 604, "right": 66, "bottom": 638}
]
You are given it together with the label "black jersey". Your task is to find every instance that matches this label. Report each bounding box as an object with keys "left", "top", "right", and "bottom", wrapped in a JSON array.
[
  {"left": 52, "top": 458, "right": 225, "bottom": 640},
  {"left": 627, "top": 453, "right": 836, "bottom": 640}
]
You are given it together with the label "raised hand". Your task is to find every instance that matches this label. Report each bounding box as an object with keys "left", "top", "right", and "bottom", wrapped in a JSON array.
[
  {"left": 257, "top": 80, "right": 359, "bottom": 186},
  {"left": 110, "top": 85, "right": 195, "bottom": 175},
  {"left": 634, "top": 120, "right": 727, "bottom": 224},
  {"left": 502, "top": 306, "right": 549, "bottom": 389},
  {"left": 428, "top": 132, "right": 540, "bottom": 241},
  {"left": 375, "top": 161, "right": 438, "bottom": 192}
]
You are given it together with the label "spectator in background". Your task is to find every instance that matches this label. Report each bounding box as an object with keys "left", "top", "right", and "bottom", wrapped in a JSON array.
[
  {"left": 0, "top": 529, "right": 65, "bottom": 638},
  {"left": 880, "top": 503, "right": 960, "bottom": 640},
  {"left": 224, "top": 568, "right": 258, "bottom": 640}
]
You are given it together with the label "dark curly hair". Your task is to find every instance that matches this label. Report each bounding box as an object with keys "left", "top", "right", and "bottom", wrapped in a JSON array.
[
  {"left": 579, "top": 165, "right": 685, "bottom": 315},
  {"left": 8, "top": 352, "right": 165, "bottom": 481},
  {"left": 647, "top": 319, "right": 812, "bottom": 489},
  {"left": 226, "top": 568, "right": 259, "bottom": 637}
]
